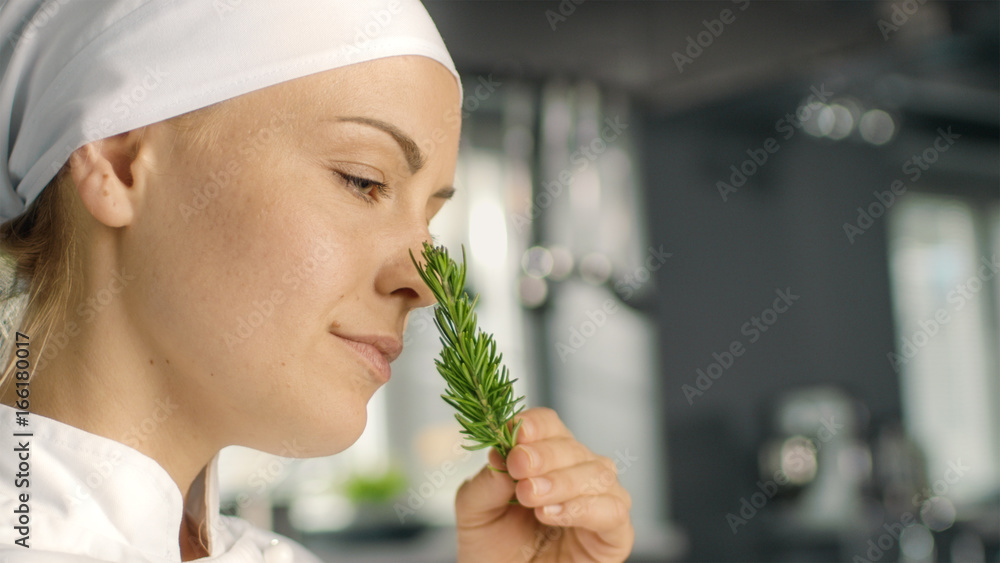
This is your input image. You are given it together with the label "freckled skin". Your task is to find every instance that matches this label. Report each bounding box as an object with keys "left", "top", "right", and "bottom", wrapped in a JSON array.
[
  {"left": 124, "top": 56, "right": 461, "bottom": 457},
  {"left": 13, "top": 56, "right": 461, "bottom": 505},
  {"left": 4, "top": 54, "right": 636, "bottom": 563}
]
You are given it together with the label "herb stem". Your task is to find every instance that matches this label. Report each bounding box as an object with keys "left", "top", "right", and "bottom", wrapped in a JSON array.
[{"left": 409, "top": 242, "right": 526, "bottom": 464}]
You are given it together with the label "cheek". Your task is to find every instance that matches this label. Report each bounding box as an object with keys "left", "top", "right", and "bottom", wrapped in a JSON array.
[
  {"left": 113, "top": 126, "right": 387, "bottom": 453},
  {"left": 122, "top": 154, "right": 368, "bottom": 403},
  {"left": 128, "top": 163, "right": 378, "bottom": 452}
]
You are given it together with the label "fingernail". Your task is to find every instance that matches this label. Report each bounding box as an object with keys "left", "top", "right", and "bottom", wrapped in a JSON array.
[
  {"left": 531, "top": 477, "right": 551, "bottom": 496},
  {"left": 520, "top": 445, "right": 537, "bottom": 469},
  {"left": 543, "top": 504, "right": 563, "bottom": 516}
]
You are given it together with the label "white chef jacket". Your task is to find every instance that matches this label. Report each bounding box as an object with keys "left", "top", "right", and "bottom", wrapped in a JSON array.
[{"left": 0, "top": 403, "right": 323, "bottom": 562}]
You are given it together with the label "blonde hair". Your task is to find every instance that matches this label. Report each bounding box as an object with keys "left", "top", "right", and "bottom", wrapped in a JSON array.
[
  {"left": 0, "top": 165, "right": 79, "bottom": 396},
  {"left": 0, "top": 102, "right": 230, "bottom": 397}
]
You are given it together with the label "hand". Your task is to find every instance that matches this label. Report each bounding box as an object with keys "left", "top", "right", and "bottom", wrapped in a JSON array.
[{"left": 455, "top": 407, "right": 634, "bottom": 562}]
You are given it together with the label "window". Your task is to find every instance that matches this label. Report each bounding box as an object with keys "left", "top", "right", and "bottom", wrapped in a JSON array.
[{"left": 887, "top": 192, "right": 1000, "bottom": 507}]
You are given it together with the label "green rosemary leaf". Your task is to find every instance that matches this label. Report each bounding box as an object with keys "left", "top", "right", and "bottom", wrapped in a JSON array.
[{"left": 410, "top": 242, "right": 526, "bottom": 463}]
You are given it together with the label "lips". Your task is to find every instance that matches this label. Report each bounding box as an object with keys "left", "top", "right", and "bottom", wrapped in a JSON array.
[{"left": 331, "top": 333, "right": 402, "bottom": 383}]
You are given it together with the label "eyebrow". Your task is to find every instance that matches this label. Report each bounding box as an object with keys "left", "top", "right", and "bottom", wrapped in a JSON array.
[{"left": 337, "top": 116, "right": 426, "bottom": 174}]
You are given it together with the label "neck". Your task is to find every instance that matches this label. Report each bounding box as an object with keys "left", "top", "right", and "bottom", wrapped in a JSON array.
[{"left": 0, "top": 305, "right": 221, "bottom": 556}]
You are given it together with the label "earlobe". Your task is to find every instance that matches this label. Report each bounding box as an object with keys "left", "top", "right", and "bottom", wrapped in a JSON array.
[{"left": 70, "top": 136, "right": 139, "bottom": 228}]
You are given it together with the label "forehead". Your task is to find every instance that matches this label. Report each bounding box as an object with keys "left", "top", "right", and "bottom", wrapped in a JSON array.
[{"left": 247, "top": 56, "right": 462, "bottom": 157}]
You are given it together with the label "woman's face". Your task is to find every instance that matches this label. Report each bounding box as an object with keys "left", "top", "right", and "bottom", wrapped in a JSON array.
[{"left": 120, "top": 56, "right": 461, "bottom": 456}]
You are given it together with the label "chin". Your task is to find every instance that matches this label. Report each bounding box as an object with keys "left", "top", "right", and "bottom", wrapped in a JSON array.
[
  {"left": 241, "top": 362, "right": 377, "bottom": 458},
  {"left": 269, "top": 401, "right": 370, "bottom": 459}
]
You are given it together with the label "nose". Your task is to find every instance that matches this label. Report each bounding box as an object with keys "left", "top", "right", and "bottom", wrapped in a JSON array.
[{"left": 379, "top": 232, "right": 439, "bottom": 311}]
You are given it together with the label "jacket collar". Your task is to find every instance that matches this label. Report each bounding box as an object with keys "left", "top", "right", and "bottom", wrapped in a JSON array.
[{"left": 0, "top": 401, "right": 221, "bottom": 560}]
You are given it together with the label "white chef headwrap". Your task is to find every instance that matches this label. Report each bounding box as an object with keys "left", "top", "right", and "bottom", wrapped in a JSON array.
[{"left": 0, "top": 0, "right": 461, "bottom": 221}]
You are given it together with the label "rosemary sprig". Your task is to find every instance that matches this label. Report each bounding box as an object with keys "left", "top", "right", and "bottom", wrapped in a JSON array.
[{"left": 410, "top": 242, "right": 526, "bottom": 463}]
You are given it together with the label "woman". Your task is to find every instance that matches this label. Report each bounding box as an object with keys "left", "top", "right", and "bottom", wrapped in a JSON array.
[{"left": 0, "top": 1, "right": 634, "bottom": 561}]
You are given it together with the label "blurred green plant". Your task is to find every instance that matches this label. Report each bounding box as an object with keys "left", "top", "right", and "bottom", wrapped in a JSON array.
[{"left": 341, "top": 468, "right": 408, "bottom": 506}]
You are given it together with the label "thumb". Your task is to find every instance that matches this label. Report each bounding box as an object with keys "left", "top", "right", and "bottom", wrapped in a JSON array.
[{"left": 455, "top": 448, "right": 516, "bottom": 527}]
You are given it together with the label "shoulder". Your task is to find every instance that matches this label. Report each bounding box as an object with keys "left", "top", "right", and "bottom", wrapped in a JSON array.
[
  {"left": 0, "top": 517, "right": 325, "bottom": 563},
  {"left": 218, "top": 514, "right": 325, "bottom": 563},
  {"left": 0, "top": 549, "right": 110, "bottom": 562}
]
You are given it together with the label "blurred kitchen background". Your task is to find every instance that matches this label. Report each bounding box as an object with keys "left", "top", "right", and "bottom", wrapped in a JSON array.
[{"left": 218, "top": 2, "right": 1000, "bottom": 561}]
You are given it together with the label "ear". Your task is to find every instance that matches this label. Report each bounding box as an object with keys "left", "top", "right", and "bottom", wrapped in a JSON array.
[{"left": 69, "top": 129, "right": 147, "bottom": 228}]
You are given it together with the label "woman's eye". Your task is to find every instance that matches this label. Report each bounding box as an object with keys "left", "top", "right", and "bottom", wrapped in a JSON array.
[
  {"left": 335, "top": 171, "right": 390, "bottom": 200},
  {"left": 340, "top": 173, "right": 379, "bottom": 194}
]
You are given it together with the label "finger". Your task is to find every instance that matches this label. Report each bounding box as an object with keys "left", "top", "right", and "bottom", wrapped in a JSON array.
[
  {"left": 533, "top": 492, "right": 632, "bottom": 535},
  {"left": 488, "top": 446, "right": 507, "bottom": 471},
  {"left": 506, "top": 437, "right": 594, "bottom": 480},
  {"left": 454, "top": 456, "right": 516, "bottom": 528},
  {"left": 515, "top": 457, "right": 625, "bottom": 507},
  {"left": 510, "top": 406, "right": 574, "bottom": 444}
]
